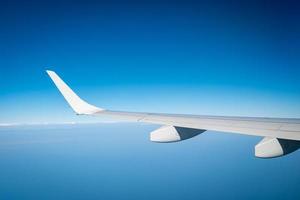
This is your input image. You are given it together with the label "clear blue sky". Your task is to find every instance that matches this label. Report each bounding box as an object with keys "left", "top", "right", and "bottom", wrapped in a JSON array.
[{"left": 1, "top": 0, "right": 300, "bottom": 123}]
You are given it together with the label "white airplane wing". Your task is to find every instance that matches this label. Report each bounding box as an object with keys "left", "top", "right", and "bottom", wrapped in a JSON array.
[{"left": 46, "top": 70, "right": 300, "bottom": 158}]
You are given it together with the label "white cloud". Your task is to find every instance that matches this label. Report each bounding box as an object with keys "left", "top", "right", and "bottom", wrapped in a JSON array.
[
  {"left": 0, "top": 123, "right": 17, "bottom": 127},
  {"left": 0, "top": 121, "right": 119, "bottom": 127}
]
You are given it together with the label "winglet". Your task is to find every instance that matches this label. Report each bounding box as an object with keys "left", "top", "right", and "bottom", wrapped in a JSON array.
[{"left": 46, "top": 70, "right": 104, "bottom": 115}]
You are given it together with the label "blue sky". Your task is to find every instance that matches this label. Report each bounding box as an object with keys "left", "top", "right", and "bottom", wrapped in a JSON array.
[{"left": 1, "top": 0, "right": 300, "bottom": 123}]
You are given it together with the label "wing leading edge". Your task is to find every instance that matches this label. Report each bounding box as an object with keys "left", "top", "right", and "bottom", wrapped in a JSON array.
[{"left": 46, "top": 70, "right": 300, "bottom": 158}]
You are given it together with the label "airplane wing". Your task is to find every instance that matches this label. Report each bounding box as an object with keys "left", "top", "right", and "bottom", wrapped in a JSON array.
[{"left": 46, "top": 70, "right": 300, "bottom": 158}]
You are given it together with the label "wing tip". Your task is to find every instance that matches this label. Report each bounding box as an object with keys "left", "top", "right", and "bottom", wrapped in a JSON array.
[
  {"left": 46, "top": 69, "right": 104, "bottom": 115},
  {"left": 46, "top": 70, "right": 55, "bottom": 76}
]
